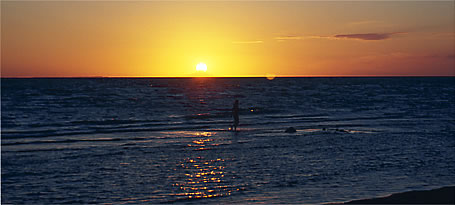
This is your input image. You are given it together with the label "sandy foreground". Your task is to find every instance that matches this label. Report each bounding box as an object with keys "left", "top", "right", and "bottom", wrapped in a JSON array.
[{"left": 342, "top": 186, "right": 455, "bottom": 204}]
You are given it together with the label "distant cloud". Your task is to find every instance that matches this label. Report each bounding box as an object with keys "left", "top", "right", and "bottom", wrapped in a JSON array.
[
  {"left": 232, "top": 40, "right": 263, "bottom": 44},
  {"left": 275, "top": 35, "right": 337, "bottom": 41},
  {"left": 275, "top": 32, "right": 405, "bottom": 41},
  {"left": 334, "top": 32, "right": 403, "bottom": 40},
  {"left": 275, "top": 36, "right": 302, "bottom": 40}
]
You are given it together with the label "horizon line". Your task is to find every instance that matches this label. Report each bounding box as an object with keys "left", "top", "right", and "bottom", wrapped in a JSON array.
[{"left": 1, "top": 75, "right": 454, "bottom": 78}]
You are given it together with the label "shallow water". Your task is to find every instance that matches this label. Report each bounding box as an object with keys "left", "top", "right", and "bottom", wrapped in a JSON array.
[{"left": 2, "top": 77, "right": 455, "bottom": 203}]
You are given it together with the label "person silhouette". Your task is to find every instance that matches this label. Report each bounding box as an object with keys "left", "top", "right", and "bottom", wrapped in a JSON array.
[{"left": 232, "top": 100, "right": 239, "bottom": 131}]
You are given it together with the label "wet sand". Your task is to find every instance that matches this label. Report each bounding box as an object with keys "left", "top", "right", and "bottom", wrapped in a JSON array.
[{"left": 345, "top": 186, "right": 455, "bottom": 204}]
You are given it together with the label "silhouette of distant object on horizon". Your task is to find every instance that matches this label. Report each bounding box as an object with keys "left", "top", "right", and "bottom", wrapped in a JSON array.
[
  {"left": 285, "top": 127, "right": 296, "bottom": 133},
  {"left": 231, "top": 100, "right": 239, "bottom": 131}
]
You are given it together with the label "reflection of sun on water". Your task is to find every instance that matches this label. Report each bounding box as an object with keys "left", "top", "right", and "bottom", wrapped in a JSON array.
[
  {"left": 172, "top": 131, "right": 239, "bottom": 200},
  {"left": 266, "top": 73, "right": 276, "bottom": 80},
  {"left": 176, "top": 157, "right": 227, "bottom": 199}
]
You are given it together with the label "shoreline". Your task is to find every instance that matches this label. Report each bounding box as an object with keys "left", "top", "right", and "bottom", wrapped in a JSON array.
[{"left": 341, "top": 186, "right": 455, "bottom": 204}]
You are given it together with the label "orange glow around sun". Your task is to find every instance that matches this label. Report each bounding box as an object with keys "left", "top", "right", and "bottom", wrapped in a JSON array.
[{"left": 1, "top": 1, "right": 454, "bottom": 77}]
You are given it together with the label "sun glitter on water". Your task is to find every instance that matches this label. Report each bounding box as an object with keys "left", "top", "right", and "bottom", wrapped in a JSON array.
[{"left": 196, "top": 63, "right": 207, "bottom": 72}]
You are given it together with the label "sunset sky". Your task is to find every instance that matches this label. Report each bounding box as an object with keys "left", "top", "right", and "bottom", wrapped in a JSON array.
[{"left": 2, "top": 1, "right": 454, "bottom": 77}]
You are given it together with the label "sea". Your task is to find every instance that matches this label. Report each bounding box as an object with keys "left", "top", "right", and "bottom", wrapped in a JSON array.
[{"left": 2, "top": 77, "right": 454, "bottom": 204}]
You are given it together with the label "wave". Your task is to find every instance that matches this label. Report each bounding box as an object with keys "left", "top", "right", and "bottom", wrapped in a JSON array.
[
  {"left": 1, "top": 124, "right": 213, "bottom": 140},
  {"left": 2, "top": 112, "right": 441, "bottom": 144}
]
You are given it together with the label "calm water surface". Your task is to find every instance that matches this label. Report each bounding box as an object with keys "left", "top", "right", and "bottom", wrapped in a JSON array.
[{"left": 2, "top": 77, "right": 455, "bottom": 203}]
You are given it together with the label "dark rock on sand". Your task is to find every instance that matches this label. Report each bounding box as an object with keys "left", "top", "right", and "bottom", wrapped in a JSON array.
[{"left": 285, "top": 127, "right": 296, "bottom": 133}]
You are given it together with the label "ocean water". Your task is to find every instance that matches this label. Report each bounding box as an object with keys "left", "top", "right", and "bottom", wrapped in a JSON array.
[{"left": 2, "top": 77, "right": 454, "bottom": 204}]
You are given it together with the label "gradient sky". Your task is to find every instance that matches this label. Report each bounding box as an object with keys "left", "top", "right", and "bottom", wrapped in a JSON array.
[{"left": 2, "top": 1, "right": 454, "bottom": 77}]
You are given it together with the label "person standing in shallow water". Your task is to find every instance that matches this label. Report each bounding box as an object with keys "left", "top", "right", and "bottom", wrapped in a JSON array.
[{"left": 232, "top": 100, "right": 239, "bottom": 131}]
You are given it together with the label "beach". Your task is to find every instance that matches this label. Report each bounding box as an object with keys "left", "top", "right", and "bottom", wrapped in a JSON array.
[{"left": 344, "top": 186, "right": 455, "bottom": 204}]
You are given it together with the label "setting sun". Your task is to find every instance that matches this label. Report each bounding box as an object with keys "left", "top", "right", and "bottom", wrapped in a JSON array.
[
  {"left": 1, "top": 1, "right": 454, "bottom": 77},
  {"left": 196, "top": 63, "right": 207, "bottom": 72}
]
